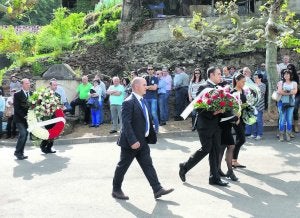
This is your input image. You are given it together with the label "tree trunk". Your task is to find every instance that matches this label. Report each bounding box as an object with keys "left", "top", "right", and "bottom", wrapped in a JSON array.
[
  {"left": 265, "top": 0, "right": 284, "bottom": 113},
  {"left": 266, "top": 41, "right": 278, "bottom": 112}
]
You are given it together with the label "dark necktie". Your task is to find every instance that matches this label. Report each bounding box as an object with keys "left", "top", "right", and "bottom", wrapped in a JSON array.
[
  {"left": 25, "top": 92, "right": 29, "bottom": 98},
  {"left": 140, "top": 98, "right": 149, "bottom": 133}
]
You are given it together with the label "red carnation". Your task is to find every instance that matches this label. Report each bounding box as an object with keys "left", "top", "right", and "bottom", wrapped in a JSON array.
[
  {"left": 212, "top": 95, "right": 218, "bottom": 100},
  {"left": 207, "top": 99, "right": 212, "bottom": 105},
  {"left": 205, "top": 92, "right": 210, "bottom": 98},
  {"left": 219, "top": 93, "right": 225, "bottom": 98},
  {"left": 228, "top": 101, "right": 233, "bottom": 107},
  {"left": 219, "top": 101, "right": 226, "bottom": 107},
  {"left": 197, "top": 99, "right": 203, "bottom": 104}
]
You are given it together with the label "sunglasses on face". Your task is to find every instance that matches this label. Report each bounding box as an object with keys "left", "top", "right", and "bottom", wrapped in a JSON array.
[{"left": 147, "top": 68, "right": 153, "bottom": 70}]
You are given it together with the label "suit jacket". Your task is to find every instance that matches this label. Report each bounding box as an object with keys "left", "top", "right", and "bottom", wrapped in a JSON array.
[
  {"left": 13, "top": 90, "right": 31, "bottom": 124},
  {"left": 196, "top": 81, "right": 221, "bottom": 130},
  {"left": 117, "top": 94, "right": 157, "bottom": 149}
]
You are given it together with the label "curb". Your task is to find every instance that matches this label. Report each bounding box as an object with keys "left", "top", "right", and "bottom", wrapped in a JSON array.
[{"left": 0, "top": 126, "right": 278, "bottom": 146}]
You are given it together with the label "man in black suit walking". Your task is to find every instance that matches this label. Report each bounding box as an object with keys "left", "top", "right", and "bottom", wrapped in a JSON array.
[
  {"left": 179, "top": 67, "right": 228, "bottom": 186},
  {"left": 112, "top": 77, "right": 174, "bottom": 200},
  {"left": 14, "top": 78, "right": 31, "bottom": 160}
]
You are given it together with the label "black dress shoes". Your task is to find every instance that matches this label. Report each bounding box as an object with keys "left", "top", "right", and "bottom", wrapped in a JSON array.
[
  {"left": 47, "top": 149, "right": 56, "bottom": 154},
  {"left": 179, "top": 163, "right": 186, "bottom": 182},
  {"left": 112, "top": 190, "right": 129, "bottom": 200},
  {"left": 15, "top": 155, "right": 28, "bottom": 160},
  {"left": 226, "top": 170, "right": 239, "bottom": 181},
  {"left": 41, "top": 148, "right": 56, "bottom": 154},
  {"left": 109, "top": 130, "right": 117, "bottom": 134},
  {"left": 154, "top": 188, "right": 174, "bottom": 199},
  {"left": 209, "top": 178, "right": 228, "bottom": 186}
]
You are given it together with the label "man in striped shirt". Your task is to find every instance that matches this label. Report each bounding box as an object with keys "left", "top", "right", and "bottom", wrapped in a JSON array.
[{"left": 248, "top": 74, "right": 266, "bottom": 140}]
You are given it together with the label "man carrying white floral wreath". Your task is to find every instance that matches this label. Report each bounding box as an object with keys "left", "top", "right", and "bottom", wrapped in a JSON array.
[{"left": 14, "top": 78, "right": 32, "bottom": 160}]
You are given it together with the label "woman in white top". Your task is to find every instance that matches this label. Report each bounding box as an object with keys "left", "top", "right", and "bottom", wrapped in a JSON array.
[
  {"left": 188, "top": 68, "right": 204, "bottom": 130},
  {"left": 277, "top": 69, "right": 298, "bottom": 141}
]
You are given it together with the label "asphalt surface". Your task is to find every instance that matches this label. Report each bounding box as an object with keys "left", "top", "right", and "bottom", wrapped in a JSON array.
[{"left": 0, "top": 132, "right": 299, "bottom": 218}]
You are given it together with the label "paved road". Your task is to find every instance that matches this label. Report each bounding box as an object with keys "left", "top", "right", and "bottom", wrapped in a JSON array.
[{"left": 0, "top": 132, "right": 299, "bottom": 218}]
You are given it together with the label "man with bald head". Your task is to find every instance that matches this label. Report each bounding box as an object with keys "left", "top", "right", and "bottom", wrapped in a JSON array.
[
  {"left": 13, "top": 78, "right": 32, "bottom": 160},
  {"left": 112, "top": 77, "right": 174, "bottom": 200},
  {"left": 69, "top": 75, "right": 92, "bottom": 125}
]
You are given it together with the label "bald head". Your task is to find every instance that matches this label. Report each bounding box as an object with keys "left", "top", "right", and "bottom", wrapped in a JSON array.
[{"left": 132, "top": 77, "right": 147, "bottom": 96}]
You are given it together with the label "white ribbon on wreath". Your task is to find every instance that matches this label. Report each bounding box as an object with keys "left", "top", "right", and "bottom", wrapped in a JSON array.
[{"left": 27, "top": 110, "right": 66, "bottom": 140}]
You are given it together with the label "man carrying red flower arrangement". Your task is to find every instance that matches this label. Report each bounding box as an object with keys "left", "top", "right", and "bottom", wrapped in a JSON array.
[{"left": 179, "top": 67, "right": 230, "bottom": 186}]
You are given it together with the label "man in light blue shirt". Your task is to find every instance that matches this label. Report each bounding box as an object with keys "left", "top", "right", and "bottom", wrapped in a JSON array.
[
  {"left": 157, "top": 70, "right": 167, "bottom": 125},
  {"left": 107, "top": 76, "right": 125, "bottom": 134}
]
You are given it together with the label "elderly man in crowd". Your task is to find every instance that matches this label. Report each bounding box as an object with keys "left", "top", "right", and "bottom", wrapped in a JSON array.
[
  {"left": 173, "top": 66, "right": 189, "bottom": 121},
  {"left": 69, "top": 75, "right": 93, "bottom": 125},
  {"left": 107, "top": 76, "right": 125, "bottom": 134}
]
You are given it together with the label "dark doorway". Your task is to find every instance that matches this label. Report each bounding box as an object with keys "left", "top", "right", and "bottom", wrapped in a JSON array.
[{"left": 62, "top": 0, "right": 77, "bottom": 9}]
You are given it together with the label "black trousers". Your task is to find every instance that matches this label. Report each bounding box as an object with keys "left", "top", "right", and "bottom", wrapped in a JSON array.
[
  {"left": 233, "top": 121, "right": 246, "bottom": 160},
  {"left": 183, "top": 128, "right": 221, "bottom": 180},
  {"left": 113, "top": 144, "right": 162, "bottom": 193},
  {"left": 15, "top": 122, "right": 28, "bottom": 156},
  {"left": 70, "top": 98, "right": 90, "bottom": 123},
  {"left": 40, "top": 140, "right": 54, "bottom": 152},
  {"left": 6, "top": 115, "right": 17, "bottom": 137}
]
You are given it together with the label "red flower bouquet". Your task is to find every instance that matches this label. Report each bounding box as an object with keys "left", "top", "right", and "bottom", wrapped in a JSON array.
[{"left": 194, "top": 88, "right": 240, "bottom": 114}]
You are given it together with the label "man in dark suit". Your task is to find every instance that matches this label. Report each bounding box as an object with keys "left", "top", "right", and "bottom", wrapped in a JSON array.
[
  {"left": 179, "top": 67, "right": 228, "bottom": 186},
  {"left": 112, "top": 77, "right": 174, "bottom": 200},
  {"left": 13, "top": 78, "right": 31, "bottom": 160},
  {"left": 39, "top": 79, "right": 61, "bottom": 154}
]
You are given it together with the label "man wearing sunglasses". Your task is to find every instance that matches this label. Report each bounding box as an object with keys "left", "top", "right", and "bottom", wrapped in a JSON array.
[{"left": 144, "top": 65, "right": 159, "bottom": 133}]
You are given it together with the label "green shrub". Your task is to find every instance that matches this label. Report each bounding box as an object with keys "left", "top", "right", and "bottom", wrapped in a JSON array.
[
  {"left": 0, "top": 26, "right": 21, "bottom": 53},
  {"left": 35, "top": 8, "right": 85, "bottom": 54},
  {"left": 95, "top": 0, "right": 122, "bottom": 12},
  {"left": 20, "top": 32, "right": 36, "bottom": 56},
  {"left": 31, "top": 62, "right": 45, "bottom": 76},
  {"left": 100, "top": 19, "right": 120, "bottom": 45}
]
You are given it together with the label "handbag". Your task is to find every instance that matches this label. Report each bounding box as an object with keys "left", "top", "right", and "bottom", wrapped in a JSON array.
[
  {"left": 271, "top": 91, "right": 281, "bottom": 102},
  {"left": 87, "top": 97, "right": 100, "bottom": 109}
]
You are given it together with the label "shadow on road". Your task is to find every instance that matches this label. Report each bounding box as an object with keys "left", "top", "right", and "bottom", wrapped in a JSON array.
[
  {"left": 116, "top": 199, "right": 183, "bottom": 218},
  {"left": 152, "top": 137, "right": 198, "bottom": 153},
  {"left": 183, "top": 167, "right": 300, "bottom": 217},
  {"left": 13, "top": 155, "right": 70, "bottom": 180}
]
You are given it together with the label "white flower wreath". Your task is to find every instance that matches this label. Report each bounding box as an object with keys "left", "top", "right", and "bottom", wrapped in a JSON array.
[{"left": 27, "top": 110, "right": 49, "bottom": 140}]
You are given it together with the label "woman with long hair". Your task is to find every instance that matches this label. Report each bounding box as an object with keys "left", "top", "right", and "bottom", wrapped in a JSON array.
[
  {"left": 277, "top": 69, "right": 297, "bottom": 141},
  {"left": 232, "top": 73, "right": 247, "bottom": 168},
  {"left": 188, "top": 68, "right": 204, "bottom": 130}
]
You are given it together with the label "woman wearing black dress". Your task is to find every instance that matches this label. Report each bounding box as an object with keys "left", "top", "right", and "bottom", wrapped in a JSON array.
[
  {"left": 219, "top": 112, "right": 239, "bottom": 181},
  {"left": 231, "top": 73, "right": 247, "bottom": 168}
]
